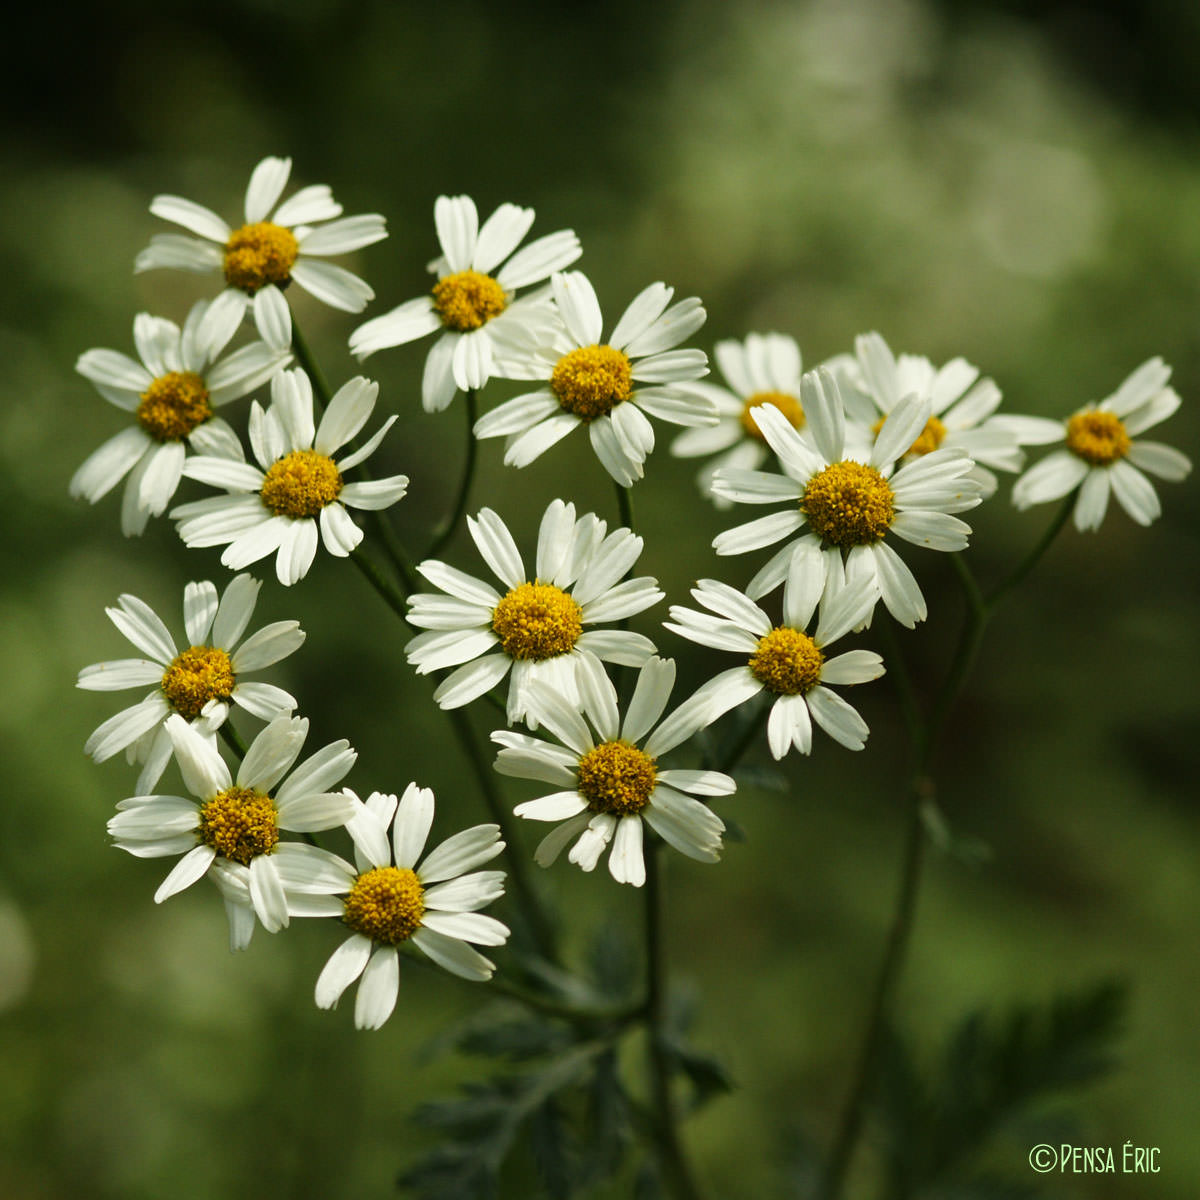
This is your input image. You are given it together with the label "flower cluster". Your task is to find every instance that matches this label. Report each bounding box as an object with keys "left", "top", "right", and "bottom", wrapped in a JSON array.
[{"left": 74, "top": 157, "right": 1191, "bottom": 1046}]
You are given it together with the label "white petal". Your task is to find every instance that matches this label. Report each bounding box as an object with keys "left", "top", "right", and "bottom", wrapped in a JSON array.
[
  {"left": 315, "top": 934, "right": 372, "bottom": 1009},
  {"left": 411, "top": 927, "right": 496, "bottom": 981},
  {"left": 1073, "top": 468, "right": 1111, "bottom": 531},
  {"left": 291, "top": 261, "right": 374, "bottom": 313},
  {"left": 433, "top": 654, "right": 511, "bottom": 708},
  {"left": 154, "top": 845, "right": 216, "bottom": 902},
  {"left": 467, "top": 509, "right": 525, "bottom": 589},
  {"left": 355, "top": 947, "right": 400, "bottom": 1029},
  {"left": 1109, "top": 461, "right": 1160, "bottom": 526},
  {"left": 393, "top": 783, "right": 435, "bottom": 869},
  {"left": 149, "top": 195, "right": 231, "bottom": 243},
  {"left": 608, "top": 815, "right": 646, "bottom": 886}
]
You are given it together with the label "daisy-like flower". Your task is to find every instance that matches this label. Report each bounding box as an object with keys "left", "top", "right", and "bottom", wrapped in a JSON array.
[
  {"left": 711, "top": 367, "right": 985, "bottom": 627},
  {"left": 135, "top": 156, "right": 386, "bottom": 351},
  {"left": 669, "top": 332, "right": 807, "bottom": 506},
  {"left": 171, "top": 368, "right": 408, "bottom": 585},
  {"left": 473, "top": 271, "right": 716, "bottom": 486},
  {"left": 1011, "top": 357, "right": 1192, "bottom": 531},
  {"left": 845, "top": 332, "right": 1043, "bottom": 497},
  {"left": 665, "top": 563, "right": 883, "bottom": 758},
  {"left": 304, "top": 785, "right": 508, "bottom": 1030},
  {"left": 108, "top": 715, "right": 358, "bottom": 948},
  {"left": 349, "top": 195, "right": 581, "bottom": 411},
  {"left": 494, "top": 657, "right": 731, "bottom": 886},
  {"left": 79, "top": 574, "right": 304, "bottom": 792},
  {"left": 408, "top": 500, "right": 661, "bottom": 723},
  {"left": 70, "top": 301, "right": 291, "bottom": 535}
]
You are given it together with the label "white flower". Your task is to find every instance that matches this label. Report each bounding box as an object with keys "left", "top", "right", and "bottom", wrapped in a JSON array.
[
  {"left": 108, "top": 715, "right": 358, "bottom": 949},
  {"left": 711, "top": 366, "right": 985, "bottom": 627},
  {"left": 70, "top": 301, "right": 290, "bottom": 535},
  {"left": 172, "top": 368, "right": 408, "bottom": 585},
  {"left": 306, "top": 785, "right": 509, "bottom": 1030},
  {"left": 665, "top": 566, "right": 883, "bottom": 758},
  {"left": 349, "top": 195, "right": 581, "bottom": 411},
  {"left": 1011, "top": 357, "right": 1192, "bottom": 531},
  {"left": 494, "top": 657, "right": 731, "bottom": 886},
  {"left": 407, "top": 500, "right": 662, "bottom": 724},
  {"left": 78, "top": 574, "right": 304, "bottom": 792},
  {"left": 473, "top": 271, "right": 716, "bottom": 486},
  {"left": 135, "top": 156, "right": 386, "bottom": 351},
  {"left": 845, "top": 332, "right": 1048, "bottom": 498},
  {"left": 669, "top": 332, "right": 807, "bottom": 507}
]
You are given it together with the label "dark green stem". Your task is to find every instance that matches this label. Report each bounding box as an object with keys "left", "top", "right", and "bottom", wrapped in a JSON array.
[
  {"left": 445, "top": 705, "right": 559, "bottom": 962},
  {"left": 645, "top": 844, "right": 707, "bottom": 1200},
  {"left": 426, "top": 388, "right": 478, "bottom": 559},
  {"left": 822, "top": 501, "right": 1075, "bottom": 1199},
  {"left": 350, "top": 548, "right": 410, "bottom": 623},
  {"left": 218, "top": 721, "right": 248, "bottom": 758},
  {"left": 987, "top": 494, "right": 1074, "bottom": 607},
  {"left": 615, "top": 480, "right": 635, "bottom": 531}
]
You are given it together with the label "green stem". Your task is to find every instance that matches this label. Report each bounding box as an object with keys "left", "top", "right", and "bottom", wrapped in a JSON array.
[
  {"left": 987, "top": 494, "right": 1074, "bottom": 607},
  {"left": 218, "top": 721, "right": 248, "bottom": 759},
  {"left": 350, "top": 548, "right": 410, "bottom": 623},
  {"left": 645, "top": 844, "right": 707, "bottom": 1200},
  {"left": 445, "top": 705, "right": 559, "bottom": 962},
  {"left": 822, "top": 502, "right": 1074, "bottom": 1199},
  {"left": 615, "top": 480, "right": 635, "bottom": 531},
  {"left": 426, "top": 388, "right": 478, "bottom": 559},
  {"left": 289, "top": 319, "right": 333, "bottom": 409}
]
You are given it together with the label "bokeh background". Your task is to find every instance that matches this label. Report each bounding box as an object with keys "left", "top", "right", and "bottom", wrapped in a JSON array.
[{"left": 2, "top": 0, "right": 1198, "bottom": 1196}]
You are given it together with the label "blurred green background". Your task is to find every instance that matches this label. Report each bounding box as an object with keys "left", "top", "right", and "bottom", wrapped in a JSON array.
[{"left": 2, "top": 0, "right": 1198, "bottom": 1196}]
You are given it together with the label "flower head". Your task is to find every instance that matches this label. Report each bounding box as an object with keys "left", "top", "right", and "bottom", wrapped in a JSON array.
[
  {"left": 407, "top": 500, "right": 662, "bottom": 724},
  {"left": 665, "top": 564, "right": 883, "bottom": 758},
  {"left": 711, "top": 366, "right": 985, "bottom": 627},
  {"left": 349, "top": 195, "right": 581, "bottom": 411},
  {"left": 1011, "top": 357, "right": 1191, "bottom": 530},
  {"left": 307, "top": 785, "right": 509, "bottom": 1029},
  {"left": 135, "top": 156, "right": 386, "bottom": 351},
  {"left": 79, "top": 574, "right": 304, "bottom": 791},
  {"left": 494, "top": 657, "right": 731, "bottom": 885},
  {"left": 473, "top": 271, "right": 716, "bottom": 486},
  {"left": 171, "top": 368, "right": 408, "bottom": 585},
  {"left": 70, "top": 302, "right": 290, "bottom": 535},
  {"left": 108, "top": 715, "right": 358, "bottom": 948}
]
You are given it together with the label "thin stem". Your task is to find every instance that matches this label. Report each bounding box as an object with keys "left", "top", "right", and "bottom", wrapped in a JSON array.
[
  {"left": 987, "top": 495, "right": 1074, "bottom": 607},
  {"left": 426, "top": 388, "right": 478, "bottom": 559},
  {"left": 350, "top": 548, "right": 410, "bottom": 623},
  {"left": 645, "top": 844, "right": 707, "bottom": 1200},
  {"left": 444, "top": 704, "right": 559, "bottom": 962},
  {"left": 615, "top": 480, "right": 635, "bottom": 531},
  {"left": 218, "top": 721, "right": 248, "bottom": 758},
  {"left": 289, "top": 319, "right": 334, "bottom": 409}
]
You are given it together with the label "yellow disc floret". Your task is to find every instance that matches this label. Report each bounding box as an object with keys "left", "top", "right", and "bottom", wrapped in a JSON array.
[
  {"left": 260, "top": 450, "right": 343, "bottom": 518},
  {"left": 740, "top": 391, "right": 805, "bottom": 440},
  {"left": 343, "top": 866, "right": 425, "bottom": 944},
  {"left": 432, "top": 270, "right": 508, "bottom": 331},
  {"left": 1066, "top": 410, "right": 1131, "bottom": 466},
  {"left": 801, "top": 460, "right": 896, "bottom": 548},
  {"left": 197, "top": 786, "right": 278, "bottom": 865},
  {"left": 223, "top": 222, "right": 299, "bottom": 293},
  {"left": 136, "top": 371, "right": 212, "bottom": 442},
  {"left": 551, "top": 345, "right": 634, "bottom": 420},
  {"left": 577, "top": 741, "right": 657, "bottom": 817},
  {"left": 161, "top": 646, "right": 236, "bottom": 719},
  {"left": 872, "top": 414, "right": 947, "bottom": 458},
  {"left": 491, "top": 582, "right": 583, "bottom": 661},
  {"left": 749, "top": 627, "right": 824, "bottom": 695}
]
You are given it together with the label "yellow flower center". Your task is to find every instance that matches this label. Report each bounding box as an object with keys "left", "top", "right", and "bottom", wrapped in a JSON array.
[
  {"left": 432, "top": 270, "right": 508, "bottom": 331},
  {"left": 223, "top": 221, "right": 299, "bottom": 293},
  {"left": 576, "top": 741, "right": 657, "bottom": 816},
  {"left": 748, "top": 627, "right": 824, "bottom": 695},
  {"left": 343, "top": 866, "right": 425, "bottom": 945},
  {"left": 550, "top": 345, "right": 634, "bottom": 421},
  {"left": 259, "top": 450, "right": 343, "bottom": 518},
  {"left": 801, "top": 460, "right": 895, "bottom": 548},
  {"left": 197, "top": 786, "right": 278, "bottom": 865},
  {"left": 740, "top": 390, "right": 805, "bottom": 440},
  {"left": 1066, "top": 410, "right": 1131, "bottom": 466},
  {"left": 491, "top": 582, "right": 583, "bottom": 661},
  {"left": 872, "top": 414, "right": 947, "bottom": 458},
  {"left": 161, "top": 646, "right": 236, "bottom": 720},
  {"left": 136, "top": 371, "right": 212, "bottom": 442}
]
